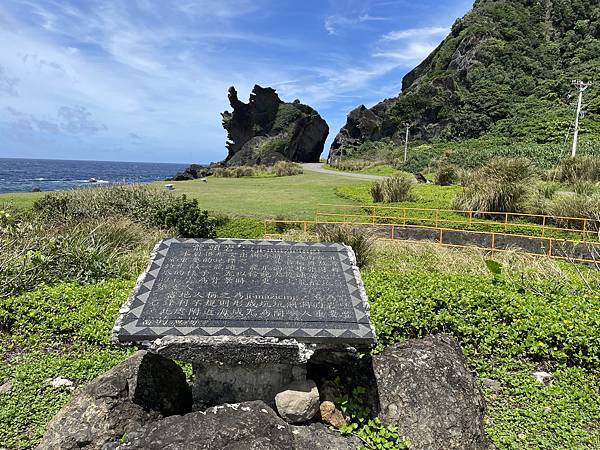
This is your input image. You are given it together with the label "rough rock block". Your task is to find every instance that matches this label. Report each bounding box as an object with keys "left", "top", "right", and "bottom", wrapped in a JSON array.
[
  {"left": 116, "top": 401, "right": 295, "bottom": 450},
  {"left": 373, "top": 334, "right": 491, "bottom": 450},
  {"left": 37, "top": 351, "right": 191, "bottom": 450}
]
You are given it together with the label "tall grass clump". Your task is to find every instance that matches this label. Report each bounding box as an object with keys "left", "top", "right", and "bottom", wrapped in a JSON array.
[
  {"left": 32, "top": 185, "right": 217, "bottom": 237},
  {"left": 545, "top": 193, "right": 600, "bottom": 233},
  {"left": 454, "top": 157, "right": 535, "bottom": 214},
  {"left": 273, "top": 161, "right": 303, "bottom": 177},
  {"left": 317, "top": 225, "right": 376, "bottom": 268},
  {"left": 0, "top": 217, "right": 162, "bottom": 298},
  {"left": 370, "top": 174, "right": 414, "bottom": 203},
  {"left": 434, "top": 162, "right": 458, "bottom": 186},
  {"left": 33, "top": 184, "right": 172, "bottom": 226},
  {"left": 555, "top": 155, "right": 600, "bottom": 184}
]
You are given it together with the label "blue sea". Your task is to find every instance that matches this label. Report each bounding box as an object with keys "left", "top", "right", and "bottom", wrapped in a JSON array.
[{"left": 0, "top": 158, "right": 189, "bottom": 194}]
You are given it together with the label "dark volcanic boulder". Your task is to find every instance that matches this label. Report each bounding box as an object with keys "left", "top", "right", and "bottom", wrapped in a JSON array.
[
  {"left": 373, "top": 335, "right": 490, "bottom": 450},
  {"left": 171, "top": 163, "right": 212, "bottom": 181},
  {"left": 37, "top": 351, "right": 191, "bottom": 450},
  {"left": 221, "top": 85, "right": 328, "bottom": 166},
  {"left": 116, "top": 401, "right": 361, "bottom": 450},
  {"left": 328, "top": 99, "right": 400, "bottom": 161},
  {"left": 291, "top": 423, "right": 362, "bottom": 449}
]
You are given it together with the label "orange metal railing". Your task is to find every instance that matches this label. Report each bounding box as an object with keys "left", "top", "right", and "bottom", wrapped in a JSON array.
[{"left": 262, "top": 206, "right": 600, "bottom": 264}]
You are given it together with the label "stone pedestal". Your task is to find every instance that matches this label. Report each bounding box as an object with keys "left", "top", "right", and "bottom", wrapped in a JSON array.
[{"left": 151, "top": 336, "right": 314, "bottom": 409}]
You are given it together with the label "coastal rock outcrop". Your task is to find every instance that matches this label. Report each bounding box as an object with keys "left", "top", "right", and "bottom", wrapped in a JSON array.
[
  {"left": 170, "top": 163, "right": 213, "bottom": 181},
  {"left": 328, "top": 98, "right": 402, "bottom": 161},
  {"left": 222, "top": 85, "right": 329, "bottom": 166},
  {"left": 37, "top": 351, "right": 191, "bottom": 450},
  {"left": 373, "top": 334, "right": 491, "bottom": 450}
]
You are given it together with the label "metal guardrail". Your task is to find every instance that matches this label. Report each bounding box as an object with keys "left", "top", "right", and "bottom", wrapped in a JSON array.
[
  {"left": 314, "top": 204, "right": 599, "bottom": 242},
  {"left": 262, "top": 217, "right": 600, "bottom": 265}
]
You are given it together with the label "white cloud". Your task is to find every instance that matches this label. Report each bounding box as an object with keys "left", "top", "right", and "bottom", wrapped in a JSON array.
[
  {"left": 382, "top": 26, "right": 449, "bottom": 41},
  {"left": 325, "top": 14, "right": 389, "bottom": 35}
]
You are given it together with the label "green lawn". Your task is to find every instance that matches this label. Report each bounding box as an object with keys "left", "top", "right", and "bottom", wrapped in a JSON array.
[
  {"left": 323, "top": 163, "right": 400, "bottom": 176},
  {"left": 0, "top": 191, "right": 45, "bottom": 210},
  {"left": 152, "top": 171, "right": 366, "bottom": 219}
]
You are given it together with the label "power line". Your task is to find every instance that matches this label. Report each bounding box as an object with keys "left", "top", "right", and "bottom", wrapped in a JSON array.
[{"left": 571, "top": 80, "right": 592, "bottom": 157}]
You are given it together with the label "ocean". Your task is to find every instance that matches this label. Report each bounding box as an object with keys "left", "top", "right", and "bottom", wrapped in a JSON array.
[{"left": 0, "top": 158, "right": 189, "bottom": 194}]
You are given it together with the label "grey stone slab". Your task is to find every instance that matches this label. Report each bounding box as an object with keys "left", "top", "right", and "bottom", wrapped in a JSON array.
[{"left": 112, "top": 238, "right": 376, "bottom": 346}]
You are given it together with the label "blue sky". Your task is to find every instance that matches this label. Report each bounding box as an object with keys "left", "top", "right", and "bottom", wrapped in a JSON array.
[{"left": 0, "top": 0, "right": 473, "bottom": 163}]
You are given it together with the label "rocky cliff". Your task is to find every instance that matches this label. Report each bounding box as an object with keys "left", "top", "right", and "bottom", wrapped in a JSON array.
[
  {"left": 222, "top": 85, "right": 329, "bottom": 166},
  {"left": 330, "top": 0, "right": 600, "bottom": 160}
]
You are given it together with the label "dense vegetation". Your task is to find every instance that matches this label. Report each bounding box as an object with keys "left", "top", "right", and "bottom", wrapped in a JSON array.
[
  {"left": 0, "top": 179, "right": 599, "bottom": 449},
  {"left": 387, "top": 0, "right": 600, "bottom": 143}
]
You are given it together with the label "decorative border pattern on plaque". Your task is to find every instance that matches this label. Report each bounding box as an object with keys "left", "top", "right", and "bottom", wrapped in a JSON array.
[{"left": 112, "top": 238, "right": 376, "bottom": 345}]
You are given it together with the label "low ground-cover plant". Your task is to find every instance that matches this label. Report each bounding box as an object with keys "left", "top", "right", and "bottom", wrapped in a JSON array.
[
  {"left": 364, "top": 268, "right": 600, "bottom": 369},
  {"left": 337, "top": 386, "right": 411, "bottom": 449},
  {"left": 371, "top": 174, "right": 414, "bottom": 203},
  {"left": 0, "top": 279, "right": 133, "bottom": 346},
  {"left": 454, "top": 157, "right": 535, "bottom": 214},
  {"left": 362, "top": 241, "right": 600, "bottom": 449}
]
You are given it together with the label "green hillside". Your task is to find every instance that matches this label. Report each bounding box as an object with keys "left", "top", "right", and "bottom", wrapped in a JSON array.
[{"left": 330, "top": 0, "right": 600, "bottom": 161}]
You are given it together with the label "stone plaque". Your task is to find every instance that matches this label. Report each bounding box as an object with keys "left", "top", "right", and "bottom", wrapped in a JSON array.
[{"left": 113, "top": 238, "right": 375, "bottom": 345}]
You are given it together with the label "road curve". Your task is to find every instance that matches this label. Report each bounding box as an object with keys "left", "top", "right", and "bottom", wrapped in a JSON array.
[{"left": 302, "top": 163, "right": 387, "bottom": 180}]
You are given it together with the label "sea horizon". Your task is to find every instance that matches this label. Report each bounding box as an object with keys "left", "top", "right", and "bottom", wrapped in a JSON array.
[{"left": 0, "top": 157, "right": 194, "bottom": 194}]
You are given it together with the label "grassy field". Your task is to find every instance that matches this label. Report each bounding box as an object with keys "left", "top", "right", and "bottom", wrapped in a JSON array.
[
  {"left": 0, "top": 172, "right": 366, "bottom": 218},
  {"left": 0, "top": 191, "right": 44, "bottom": 210}
]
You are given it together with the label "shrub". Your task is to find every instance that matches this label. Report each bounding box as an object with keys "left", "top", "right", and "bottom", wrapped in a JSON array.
[
  {"left": 272, "top": 103, "right": 302, "bottom": 132},
  {"left": 434, "top": 163, "right": 458, "bottom": 186},
  {"left": 330, "top": 159, "right": 375, "bottom": 172},
  {"left": 370, "top": 174, "right": 414, "bottom": 203},
  {"left": 153, "top": 195, "right": 217, "bottom": 238},
  {"left": 555, "top": 155, "right": 600, "bottom": 183},
  {"left": 454, "top": 157, "right": 535, "bottom": 214},
  {"left": 33, "top": 184, "right": 173, "bottom": 226},
  {"left": 213, "top": 167, "right": 258, "bottom": 178},
  {"left": 273, "top": 161, "right": 303, "bottom": 177},
  {"left": 255, "top": 136, "right": 288, "bottom": 158},
  {"left": 317, "top": 225, "right": 376, "bottom": 268}
]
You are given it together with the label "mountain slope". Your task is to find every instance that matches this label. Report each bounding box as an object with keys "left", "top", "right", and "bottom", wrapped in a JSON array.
[{"left": 330, "top": 0, "right": 600, "bottom": 160}]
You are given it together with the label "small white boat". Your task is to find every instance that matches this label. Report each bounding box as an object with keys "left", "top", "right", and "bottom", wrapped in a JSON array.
[
  {"left": 88, "top": 177, "right": 97, "bottom": 183},
  {"left": 165, "top": 184, "right": 174, "bottom": 190}
]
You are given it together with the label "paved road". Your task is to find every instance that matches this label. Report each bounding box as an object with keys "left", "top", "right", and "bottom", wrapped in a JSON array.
[{"left": 302, "top": 163, "right": 387, "bottom": 180}]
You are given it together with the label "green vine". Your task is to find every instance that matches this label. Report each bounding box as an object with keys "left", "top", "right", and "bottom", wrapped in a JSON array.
[{"left": 336, "top": 385, "right": 411, "bottom": 450}]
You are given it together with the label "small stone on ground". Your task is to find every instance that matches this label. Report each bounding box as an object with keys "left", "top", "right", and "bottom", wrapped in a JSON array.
[{"left": 275, "top": 379, "right": 320, "bottom": 424}]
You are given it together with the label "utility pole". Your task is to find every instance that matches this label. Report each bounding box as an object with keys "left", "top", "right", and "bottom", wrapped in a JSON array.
[
  {"left": 571, "top": 80, "right": 592, "bottom": 157},
  {"left": 403, "top": 123, "right": 410, "bottom": 163}
]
